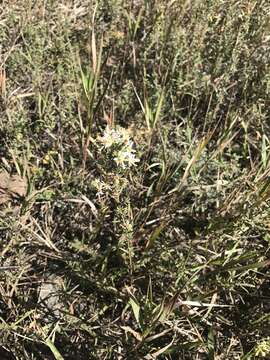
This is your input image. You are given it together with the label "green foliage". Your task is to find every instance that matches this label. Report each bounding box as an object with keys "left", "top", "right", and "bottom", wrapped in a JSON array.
[{"left": 0, "top": 0, "right": 270, "bottom": 359}]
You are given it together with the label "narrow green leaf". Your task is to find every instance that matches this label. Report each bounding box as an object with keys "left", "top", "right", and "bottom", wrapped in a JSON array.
[
  {"left": 146, "top": 224, "right": 165, "bottom": 250},
  {"left": 45, "top": 339, "right": 65, "bottom": 360},
  {"left": 153, "top": 89, "right": 165, "bottom": 128},
  {"left": 129, "top": 297, "right": 141, "bottom": 326}
]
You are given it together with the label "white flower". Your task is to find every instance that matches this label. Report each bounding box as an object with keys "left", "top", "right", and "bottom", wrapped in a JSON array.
[
  {"left": 99, "top": 126, "right": 135, "bottom": 147},
  {"left": 99, "top": 126, "right": 118, "bottom": 148},
  {"left": 98, "top": 125, "right": 139, "bottom": 169},
  {"left": 114, "top": 148, "right": 139, "bottom": 169}
]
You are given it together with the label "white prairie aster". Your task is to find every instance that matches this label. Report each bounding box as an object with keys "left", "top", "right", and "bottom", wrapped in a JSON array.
[
  {"left": 114, "top": 148, "right": 139, "bottom": 169},
  {"left": 98, "top": 126, "right": 122, "bottom": 148},
  {"left": 98, "top": 125, "right": 139, "bottom": 169},
  {"left": 98, "top": 127, "right": 116, "bottom": 148},
  {"left": 99, "top": 126, "right": 133, "bottom": 148}
]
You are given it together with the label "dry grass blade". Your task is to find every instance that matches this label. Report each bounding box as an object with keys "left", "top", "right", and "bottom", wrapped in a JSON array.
[
  {"left": 0, "top": 67, "right": 6, "bottom": 98},
  {"left": 144, "top": 337, "right": 175, "bottom": 359},
  {"left": 91, "top": 5, "right": 97, "bottom": 74},
  {"left": 26, "top": 217, "right": 60, "bottom": 253}
]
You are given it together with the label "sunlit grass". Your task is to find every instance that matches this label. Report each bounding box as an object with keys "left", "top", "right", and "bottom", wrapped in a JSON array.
[{"left": 0, "top": 0, "right": 270, "bottom": 359}]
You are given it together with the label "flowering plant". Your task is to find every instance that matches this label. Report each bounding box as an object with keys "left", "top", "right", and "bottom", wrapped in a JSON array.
[{"left": 98, "top": 126, "right": 139, "bottom": 169}]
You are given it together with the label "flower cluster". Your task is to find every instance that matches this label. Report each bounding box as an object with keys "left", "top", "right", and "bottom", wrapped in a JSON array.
[{"left": 98, "top": 126, "right": 139, "bottom": 169}]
